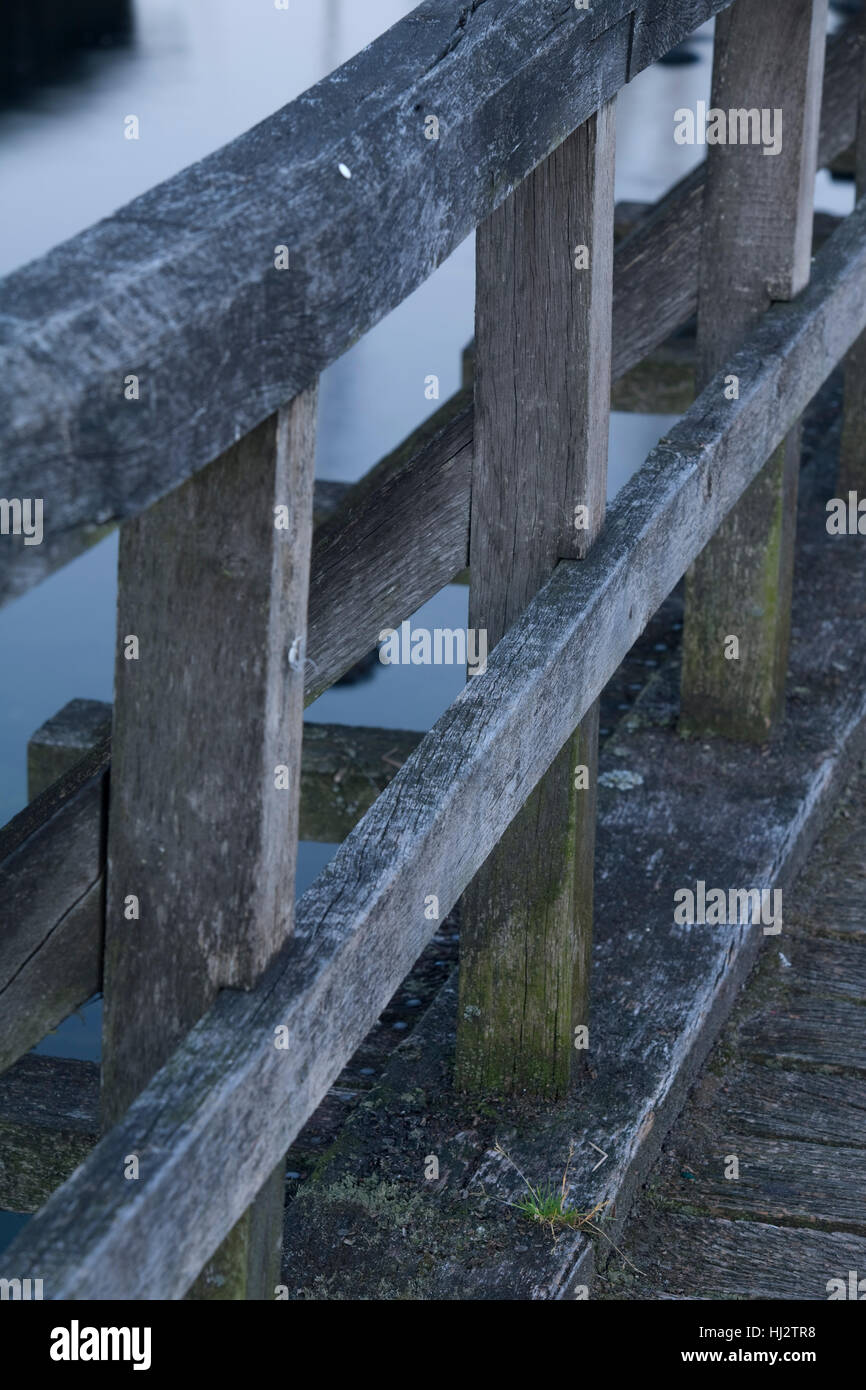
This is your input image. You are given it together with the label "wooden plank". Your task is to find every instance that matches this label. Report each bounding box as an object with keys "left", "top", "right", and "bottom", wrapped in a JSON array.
[
  {"left": 101, "top": 390, "right": 317, "bottom": 1299},
  {"left": 4, "top": 200, "right": 866, "bottom": 1300},
  {"left": 457, "top": 104, "right": 616, "bottom": 1097},
  {"left": 306, "top": 389, "right": 472, "bottom": 704},
  {"left": 0, "top": 718, "right": 421, "bottom": 1074},
  {"left": 739, "top": 997, "right": 866, "bottom": 1073},
  {"left": 840, "top": 10, "right": 866, "bottom": 490},
  {"left": 716, "top": 1064, "right": 866, "bottom": 1149},
  {"left": 681, "top": 0, "right": 828, "bottom": 741},
  {"left": 0, "top": 5, "right": 859, "bottom": 621},
  {"left": 300, "top": 723, "right": 422, "bottom": 841},
  {"left": 782, "top": 934, "right": 866, "bottom": 1001},
  {"left": 27, "top": 699, "right": 112, "bottom": 801},
  {"left": 0, "top": 739, "right": 107, "bottom": 1075},
  {"left": 653, "top": 1132, "right": 866, "bottom": 1235},
  {"left": 0, "top": 1056, "right": 99, "bottom": 1213},
  {"left": 609, "top": 1212, "right": 866, "bottom": 1299}
]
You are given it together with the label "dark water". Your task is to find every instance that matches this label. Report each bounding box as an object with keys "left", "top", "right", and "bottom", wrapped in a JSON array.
[{"left": 0, "top": 2, "right": 852, "bottom": 1252}]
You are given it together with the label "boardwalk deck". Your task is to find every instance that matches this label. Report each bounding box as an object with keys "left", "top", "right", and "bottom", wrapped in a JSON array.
[{"left": 598, "top": 753, "right": 866, "bottom": 1299}]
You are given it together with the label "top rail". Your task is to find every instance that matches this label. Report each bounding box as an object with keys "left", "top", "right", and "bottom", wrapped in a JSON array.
[{"left": 0, "top": 0, "right": 729, "bottom": 547}]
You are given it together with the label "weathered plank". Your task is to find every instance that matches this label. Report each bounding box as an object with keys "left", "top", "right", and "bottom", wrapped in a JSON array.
[
  {"left": 0, "top": 0, "right": 739, "bottom": 551},
  {"left": 781, "top": 933, "right": 866, "bottom": 1001},
  {"left": 739, "top": 997, "right": 866, "bottom": 1073},
  {"left": 27, "top": 699, "right": 112, "bottom": 801},
  {"left": 102, "top": 390, "right": 317, "bottom": 1299},
  {"left": 654, "top": 1132, "right": 866, "bottom": 1235},
  {"left": 457, "top": 104, "right": 616, "bottom": 1096},
  {"left": 306, "top": 389, "right": 472, "bottom": 704},
  {"left": 0, "top": 738, "right": 107, "bottom": 1075},
  {"left": 0, "top": 1056, "right": 99, "bottom": 1213},
  {"left": 607, "top": 1213, "right": 866, "bottom": 1299},
  {"left": 5, "top": 200, "right": 866, "bottom": 1299},
  {"left": 715, "top": 1064, "right": 866, "bottom": 1149},
  {"left": 27, "top": 696, "right": 422, "bottom": 842},
  {"left": 300, "top": 723, "right": 422, "bottom": 841},
  {"left": 681, "top": 0, "right": 828, "bottom": 741},
  {"left": 0, "top": 717, "right": 422, "bottom": 1074}
]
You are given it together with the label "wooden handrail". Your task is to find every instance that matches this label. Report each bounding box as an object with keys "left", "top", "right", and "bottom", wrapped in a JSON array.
[
  {"left": 0, "top": 0, "right": 732, "bottom": 551},
  {"left": 7, "top": 193, "right": 866, "bottom": 1297}
]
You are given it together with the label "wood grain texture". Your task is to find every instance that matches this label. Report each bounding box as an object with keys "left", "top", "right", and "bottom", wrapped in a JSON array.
[
  {"left": 5, "top": 199, "right": 866, "bottom": 1300},
  {"left": 606, "top": 1213, "right": 866, "bottom": 1299},
  {"left": 305, "top": 389, "right": 472, "bottom": 704},
  {"left": 681, "top": 0, "right": 827, "bottom": 741},
  {"left": 714, "top": 1064, "right": 866, "bottom": 1150},
  {"left": 656, "top": 1132, "right": 866, "bottom": 1235},
  {"left": 0, "top": 716, "right": 421, "bottom": 1075},
  {"left": 0, "top": 15, "right": 859, "bottom": 618},
  {"left": 0, "top": 0, "right": 738, "bottom": 555},
  {"left": 457, "top": 106, "right": 616, "bottom": 1097},
  {"left": 0, "top": 1056, "right": 99, "bottom": 1213},
  {"left": 279, "top": 439, "right": 866, "bottom": 1300},
  {"left": 0, "top": 738, "right": 108, "bottom": 1074},
  {"left": 27, "top": 699, "right": 112, "bottom": 802},
  {"left": 101, "top": 390, "right": 317, "bottom": 1298}
]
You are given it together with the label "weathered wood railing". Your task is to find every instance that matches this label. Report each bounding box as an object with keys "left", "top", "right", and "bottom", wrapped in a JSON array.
[{"left": 1, "top": 0, "right": 865, "bottom": 1298}]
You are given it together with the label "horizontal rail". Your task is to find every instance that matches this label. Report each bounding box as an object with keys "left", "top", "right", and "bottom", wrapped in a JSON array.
[
  {"left": 0, "top": 738, "right": 108, "bottom": 1074},
  {"left": 0, "top": 1056, "right": 99, "bottom": 1213},
  {"left": 0, "top": 720, "right": 422, "bottom": 1073},
  {"left": 0, "top": 0, "right": 732, "bottom": 550},
  {"left": 7, "top": 193, "right": 866, "bottom": 1299}
]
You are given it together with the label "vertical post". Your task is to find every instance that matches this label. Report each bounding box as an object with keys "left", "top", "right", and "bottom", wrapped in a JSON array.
[
  {"left": 680, "top": 0, "right": 828, "bottom": 740},
  {"left": 455, "top": 106, "right": 616, "bottom": 1098},
  {"left": 101, "top": 390, "right": 317, "bottom": 1298},
  {"left": 840, "top": 11, "right": 866, "bottom": 493}
]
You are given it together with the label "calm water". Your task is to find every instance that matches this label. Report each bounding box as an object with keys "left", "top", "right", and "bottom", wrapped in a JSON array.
[{"left": 0, "top": 2, "right": 852, "bottom": 1250}]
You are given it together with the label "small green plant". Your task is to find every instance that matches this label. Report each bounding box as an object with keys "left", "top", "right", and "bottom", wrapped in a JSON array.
[
  {"left": 490, "top": 1140, "right": 643, "bottom": 1276},
  {"left": 493, "top": 1140, "right": 606, "bottom": 1240}
]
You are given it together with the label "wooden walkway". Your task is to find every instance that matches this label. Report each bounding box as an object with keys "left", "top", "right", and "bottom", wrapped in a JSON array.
[
  {"left": 3, "top": 0, "right": 866, "bottom": 1299},
  {"left": 598, "top": 759, "right": 866, "bottom": 1300}
]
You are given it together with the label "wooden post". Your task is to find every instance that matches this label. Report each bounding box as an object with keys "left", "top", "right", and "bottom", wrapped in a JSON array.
[
  {"left": 101, "top": 390, "right": 317, "bottom": 1298},
  {"left": 840, "top": 11, "right": 866, "bottom": 492},
  {"left": 680, "top": 0, "right": 828, "bottom": 741},
  {"left": 455, "top": 106, "right": 616, "bottom": 1098}
]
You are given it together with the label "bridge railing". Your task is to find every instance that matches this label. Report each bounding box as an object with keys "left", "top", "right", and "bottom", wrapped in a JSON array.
[{"left": 1, "top": 0, "right": 865, "bottom": 1298}]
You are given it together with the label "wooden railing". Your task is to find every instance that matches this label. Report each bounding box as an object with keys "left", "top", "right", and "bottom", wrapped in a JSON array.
[{"left": 1, "top": 0, "right": 865, "bottom": 1298}]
